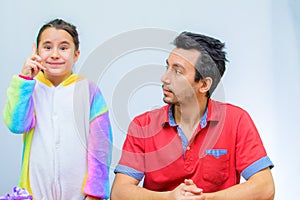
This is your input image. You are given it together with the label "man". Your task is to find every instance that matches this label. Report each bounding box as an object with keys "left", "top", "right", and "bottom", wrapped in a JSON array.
[{"left": 111, "top": 32, "right": 275, "bottom": 200}]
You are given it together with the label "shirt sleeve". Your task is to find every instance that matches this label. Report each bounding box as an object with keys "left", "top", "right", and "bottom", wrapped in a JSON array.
[
  {"left": 83, "top": 82, "right": 113, "bottom": 199},
  {"left": 235, "top": 110, "right": 274, "bottom": 180},
  {"left": 114, "top": 117, "right": 146, "bottom": 180},
  {"left": 3, "top": 75, "right": 36, "bottom": 133},
  {"left": 114, "top": 164, "right": 145, "bottom": 181}
]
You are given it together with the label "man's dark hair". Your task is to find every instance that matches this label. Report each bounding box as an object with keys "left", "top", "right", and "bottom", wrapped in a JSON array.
[{"left": 174, "top": 32, "right": 227, "bottom": 97}]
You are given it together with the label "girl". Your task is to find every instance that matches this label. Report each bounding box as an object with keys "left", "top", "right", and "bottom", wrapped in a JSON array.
[{"left": 3, "top": 19, "right": 112, "bottom": 200}]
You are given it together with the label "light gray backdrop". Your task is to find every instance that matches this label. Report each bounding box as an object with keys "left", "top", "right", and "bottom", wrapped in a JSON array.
[{"left": 0, "top": 0, "right": 299, "bottom": 199}]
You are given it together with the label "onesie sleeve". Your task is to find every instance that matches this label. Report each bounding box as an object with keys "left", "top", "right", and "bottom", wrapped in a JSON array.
[
  {"left": 3, "top": 75, "right": 36, "bottom": 133},
  {"left": 83, "top": 81, "right": 112, "bottom": 199}
]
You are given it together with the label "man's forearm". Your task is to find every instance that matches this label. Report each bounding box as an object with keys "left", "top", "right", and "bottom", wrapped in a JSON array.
[
  {"left": 205, "top": 168, "right": 275, "bottom": 200},
  {"left": 110, "top": 183, "right": 170, "bottom": 200}
]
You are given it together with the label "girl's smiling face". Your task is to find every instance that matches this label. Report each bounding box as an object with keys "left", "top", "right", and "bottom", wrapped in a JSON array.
[{"left": 37, "top": 27, "right": 80, "bottom": 86}]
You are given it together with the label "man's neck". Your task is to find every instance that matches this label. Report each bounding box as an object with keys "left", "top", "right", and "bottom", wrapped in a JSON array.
[{"left": 173, "top": 98, "right": 208, "bottom": 139}]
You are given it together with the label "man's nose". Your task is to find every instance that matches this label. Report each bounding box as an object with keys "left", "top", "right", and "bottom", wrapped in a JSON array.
[{"left": 161, "top": 70, "right": 171, "bottom": 84}]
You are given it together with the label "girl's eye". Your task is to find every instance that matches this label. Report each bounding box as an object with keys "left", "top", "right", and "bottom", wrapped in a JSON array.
[
  {"left": 44, "top": 45, "right": 51, "bottom": 50},
  {"left": 60, "top": 46, "right": 67, "bottom": 50}
]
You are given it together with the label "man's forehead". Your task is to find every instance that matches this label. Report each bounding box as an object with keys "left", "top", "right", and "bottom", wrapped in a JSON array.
[{"left": 168, "top": 48, "right": 200, "bottom": 64}]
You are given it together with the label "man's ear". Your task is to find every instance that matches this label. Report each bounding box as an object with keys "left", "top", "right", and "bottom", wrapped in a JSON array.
[{"left": 199, "top": 77, "right": 213, "bottom": 94}]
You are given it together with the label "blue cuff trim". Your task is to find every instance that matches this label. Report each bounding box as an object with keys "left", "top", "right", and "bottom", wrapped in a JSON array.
[
  {"left": 241, "top": 156, "right": 274, "bottom": 180},
  {"left": 114, "top": 164, "right": 144, "bottom": 181}
]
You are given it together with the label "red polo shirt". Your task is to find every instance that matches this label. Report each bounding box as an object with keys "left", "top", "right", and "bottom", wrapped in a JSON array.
[{"left": 115, "top": 99, "right": 273, "bottom": 192}]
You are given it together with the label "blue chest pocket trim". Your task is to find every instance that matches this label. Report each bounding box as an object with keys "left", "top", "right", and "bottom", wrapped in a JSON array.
[{"left": 206, "top": 149, "right": 228, "bottom": 159}]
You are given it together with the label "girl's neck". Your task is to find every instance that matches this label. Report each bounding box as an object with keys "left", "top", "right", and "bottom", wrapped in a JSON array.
[{"left": 45, "top": 72, "right": 72, "bottom": 87}]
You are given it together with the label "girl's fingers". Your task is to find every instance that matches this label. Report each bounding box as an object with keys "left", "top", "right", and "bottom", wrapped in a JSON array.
[
  {"left": 30, "top": 54, "right": 43, "bottom": 64},
  {"left": 34, "top": 60, "right": 45, "bottom": 70},
  {"left": 30, "top": 43, "right": 44, "bottom": 69},
  {"left": 21, "top": 44, "right": 45, "bottom": 78},
  {"left": 31, "top": 43, "right": 37, "bottom": 56},
  {"left": 29, "top": 57, "right": 45, "bottom": 71},
  {"left": 22, "top": 61, "right": 44, "bottom": 77}
]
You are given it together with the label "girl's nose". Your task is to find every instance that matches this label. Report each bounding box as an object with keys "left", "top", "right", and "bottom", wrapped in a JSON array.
[{"left": 51, "top": 48, "right": 60, "bottom": 59}]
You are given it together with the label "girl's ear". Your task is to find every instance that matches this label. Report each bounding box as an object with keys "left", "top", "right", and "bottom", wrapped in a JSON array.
[
  {"left": 73, "top": 50, "right": 80, "bottom": 62},
  {"left": 199, "top": 77, "right": 213, "bottom": 94}
]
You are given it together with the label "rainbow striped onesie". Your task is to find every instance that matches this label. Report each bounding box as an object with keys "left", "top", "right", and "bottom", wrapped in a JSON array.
[{"left": 3, "top": 72, "right": 112, "bottom": 199}]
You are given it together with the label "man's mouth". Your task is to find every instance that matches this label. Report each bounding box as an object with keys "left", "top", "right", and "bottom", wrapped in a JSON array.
[{"left": 162, "top": 85, "right": 173, "bottom": 95}]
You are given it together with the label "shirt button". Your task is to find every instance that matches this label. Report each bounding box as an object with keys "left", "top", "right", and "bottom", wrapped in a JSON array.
[{"left": 186, "top": 146, "right": 190, "bottom": 150}]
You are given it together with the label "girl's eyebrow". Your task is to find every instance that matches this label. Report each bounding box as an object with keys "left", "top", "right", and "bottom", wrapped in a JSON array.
[
  {"left": 41, "top": 40, "right": 71, "bottom": 45},
  {"left": 41, "top": 40, "right": 51, "bottom": 45},
  {"left": 60, "top": 41, "right": 71, "bottom": 45}
]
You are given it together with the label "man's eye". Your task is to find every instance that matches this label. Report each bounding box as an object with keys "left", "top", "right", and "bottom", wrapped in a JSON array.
[
  {"left": 44, "top": 46, "right": 51, "bottom": 50},
  {"left": 175, "top": 70, "right": 181, "bottom": 74}
]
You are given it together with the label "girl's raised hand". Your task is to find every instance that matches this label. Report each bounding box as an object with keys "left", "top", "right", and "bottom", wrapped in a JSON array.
[{"left": 21, "top": 43, "right": 46, "bottom": 78}]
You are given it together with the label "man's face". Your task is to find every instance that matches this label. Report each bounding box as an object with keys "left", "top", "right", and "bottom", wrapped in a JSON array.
[{"left": 161, "top": 48, "right": 201, "bottom": 105}]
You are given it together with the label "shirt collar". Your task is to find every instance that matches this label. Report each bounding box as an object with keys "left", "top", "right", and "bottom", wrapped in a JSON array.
[{"left": 167, "top": 104, "right": 208, "bottom": 129}]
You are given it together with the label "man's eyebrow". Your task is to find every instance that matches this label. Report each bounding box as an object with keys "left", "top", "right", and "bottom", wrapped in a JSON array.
[
  {"left": 174, "top": 63, "right": 185, "bottom": 69},
  {"left": 165, "top": 59, "right": 185, "bottom": 69}
]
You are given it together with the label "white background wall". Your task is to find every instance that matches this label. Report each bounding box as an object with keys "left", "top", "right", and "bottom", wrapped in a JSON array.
[{"left": 0, "top": 0, "right": 299, "bottom": 199}]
